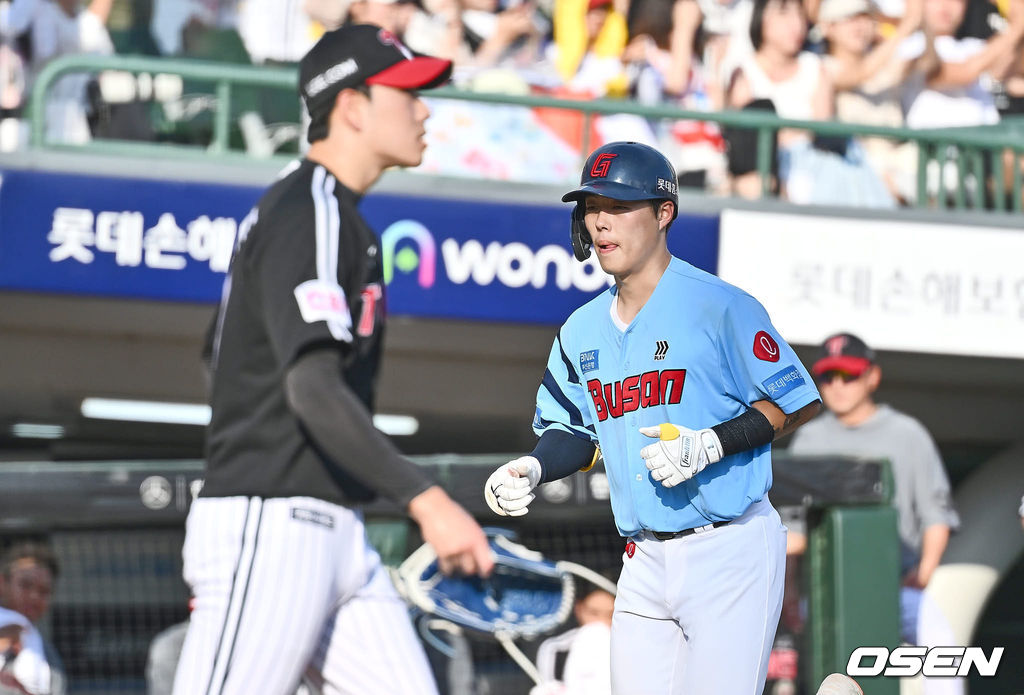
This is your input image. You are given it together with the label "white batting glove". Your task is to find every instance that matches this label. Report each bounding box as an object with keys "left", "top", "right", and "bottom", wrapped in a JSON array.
[
  {"left": 484, "top": 456, "right": 543, "bottom": 517},
  {"left": 639, "top": 423, "right": 724, "bottom": 488}
]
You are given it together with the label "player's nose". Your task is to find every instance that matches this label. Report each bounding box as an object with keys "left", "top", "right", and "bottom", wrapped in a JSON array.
[
  {"left": 413, "top": 95, "right": 430, "bottom": 123},
  {"left": 593, "top": 209, "right": 612, "bottom": 231}
]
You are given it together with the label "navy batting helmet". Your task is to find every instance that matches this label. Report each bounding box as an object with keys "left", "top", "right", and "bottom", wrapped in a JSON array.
[{"left": 562, "top": 142, "right": 678, "bottom": 261}]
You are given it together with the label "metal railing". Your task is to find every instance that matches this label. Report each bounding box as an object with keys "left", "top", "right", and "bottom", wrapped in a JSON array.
[
  {"left": 30, "top": 55, "right": 296, "bottom": 154},
  {"left": 27, "top": 53, "right": 1024, "bottom": 212}
]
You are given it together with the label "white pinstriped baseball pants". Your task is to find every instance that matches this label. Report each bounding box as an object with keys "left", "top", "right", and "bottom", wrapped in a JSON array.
[
  {"left": 610, "top": 497, "right": 787, "bottom": 695},
  {"left": 172, "top": 496, "right": 437, "bottom": 695}
]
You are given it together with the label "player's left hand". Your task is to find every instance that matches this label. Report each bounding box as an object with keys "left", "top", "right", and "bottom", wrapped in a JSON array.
[{"left": 639, "top": 423, "right": 724, "bottom": 487}]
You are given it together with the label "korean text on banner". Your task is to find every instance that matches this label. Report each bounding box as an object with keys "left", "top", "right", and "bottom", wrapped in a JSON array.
[{"left": 717, "top": 209, "right": 1024, "bottom": 360}]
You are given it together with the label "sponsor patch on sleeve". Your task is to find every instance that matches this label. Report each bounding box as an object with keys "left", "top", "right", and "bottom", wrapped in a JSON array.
[
  {"left": 294, "top": 279, "right": 353, "bottom": 336},
  {"left": 579, "top": 350, "right": 599, "bottom": 374},
  {"left": 762, "top": 365, "right": 806, "bottom": 400}
]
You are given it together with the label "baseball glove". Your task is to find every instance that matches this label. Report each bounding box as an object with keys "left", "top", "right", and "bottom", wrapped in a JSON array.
[
  {"left": 395, "top": 530, "right": 575, "bottom": 639},
  {"left": 393, "top": 530, "right": 617, "bottom": 684}
]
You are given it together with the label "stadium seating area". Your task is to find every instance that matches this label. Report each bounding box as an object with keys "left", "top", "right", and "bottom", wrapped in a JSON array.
[
  {"left": 3, "top": 0, "right": 1024, "bottom": 208},
  {"left": 2, "top": 3, "right": 1024, "bottom": 695}
]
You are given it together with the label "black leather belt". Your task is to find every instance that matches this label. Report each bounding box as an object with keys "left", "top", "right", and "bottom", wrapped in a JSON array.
[{"left": 650, "top": 520, "right": 730, "bottom": 540}]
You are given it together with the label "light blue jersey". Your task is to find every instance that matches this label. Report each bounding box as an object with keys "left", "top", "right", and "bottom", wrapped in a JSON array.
[{"left": 534, "top": 257, "right": 820, "bottom": 537}]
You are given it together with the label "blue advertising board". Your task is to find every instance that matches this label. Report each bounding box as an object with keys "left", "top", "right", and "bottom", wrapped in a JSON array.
[{"left": 0, "top": 168, "right": 719, "bottom": 324}]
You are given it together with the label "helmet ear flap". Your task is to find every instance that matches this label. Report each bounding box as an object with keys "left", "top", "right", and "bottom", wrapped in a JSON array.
[{"left": 570, "top": 204, "right": 592, "bottom": 261}]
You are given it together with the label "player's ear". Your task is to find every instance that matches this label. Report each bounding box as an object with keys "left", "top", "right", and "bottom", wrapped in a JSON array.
[
  {"left": 657, "top": 201, "right": 674, "bottom": 231},
  {"left": 865, "top": 365, "right": 882, "bottom": 392},
  {"left": 334, "top": 87, "right": 370, "bottom": 132}
]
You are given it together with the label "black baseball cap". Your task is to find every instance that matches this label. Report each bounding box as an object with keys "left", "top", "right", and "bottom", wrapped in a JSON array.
[
  {"left": 811, "top": 333, "right": 876, "bottom": 376},
  {"left": 299, "top": 24, "right": 452, "bottom": 142}
]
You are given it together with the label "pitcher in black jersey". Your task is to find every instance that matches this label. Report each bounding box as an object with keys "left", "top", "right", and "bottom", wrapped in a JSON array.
[{"left": 173, "top": 25, "right": 494, "bottom": 695}]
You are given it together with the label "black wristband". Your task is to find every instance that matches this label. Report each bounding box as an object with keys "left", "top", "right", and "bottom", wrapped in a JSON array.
[
  {"left": 531, "top": 429, "right": 597, "bottom": 484},
  {"left": 711, "top": 408, "right": 775, "bottom": 457}
]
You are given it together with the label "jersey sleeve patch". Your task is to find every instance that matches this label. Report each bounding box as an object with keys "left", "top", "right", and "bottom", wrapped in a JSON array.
[
  {"left": 761, "top": 365, "right": 806, "bottom": 400},
  {"left": 753, "top": 331, "right": 781, "bottom": 362},
  {"left": 293, "top": 279, "right": 353, "bottom": 341},
  {"left": 579, "top": 349, "right": 599, "bottom": 374}
]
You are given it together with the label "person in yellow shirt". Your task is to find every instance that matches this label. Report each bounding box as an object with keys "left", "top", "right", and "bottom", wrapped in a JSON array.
[{"left": 552, "top": 0, "right": 629, "bottom": 92}]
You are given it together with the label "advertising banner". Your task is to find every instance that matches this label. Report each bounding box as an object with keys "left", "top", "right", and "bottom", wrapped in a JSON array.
[
  {"left": 0, "top": 168, "right": 719, "bottom": 324},
  {"left": 718, "top": 209, "right": 1024, "bottom": 359}
]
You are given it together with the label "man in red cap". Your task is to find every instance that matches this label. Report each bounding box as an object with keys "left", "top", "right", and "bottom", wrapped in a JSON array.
[
  {"left": 174, "top": 25, "right": 493, "bottom": 695},
  {"left": 787, "top": 332, "right": 962, "bottom": 695}
]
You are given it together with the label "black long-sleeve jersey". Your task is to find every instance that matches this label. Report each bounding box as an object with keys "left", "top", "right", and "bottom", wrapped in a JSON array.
[{"left": 201, "top": 159, "right": 418, "bottom": 505}]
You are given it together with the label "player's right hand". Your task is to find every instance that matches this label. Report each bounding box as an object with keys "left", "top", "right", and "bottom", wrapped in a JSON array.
[
  {"left": 409, "top": 486, "right": 494, "bottom": 577},
  {"left": 484, "top": 456, "right": 542, "bottom": 517},
  {"left": 639, "top": 423, "right": 723, "bottom": 487}
]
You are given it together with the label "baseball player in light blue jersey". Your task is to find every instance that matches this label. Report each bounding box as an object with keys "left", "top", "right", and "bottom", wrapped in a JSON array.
[{"left": 484, "top": 141, "right": 823, "bottom": 695}]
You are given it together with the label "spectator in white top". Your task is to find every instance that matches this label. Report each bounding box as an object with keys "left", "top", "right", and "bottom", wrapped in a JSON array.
[
  {"left": 729, "top": 0, "right": 897, "bottom": 205},
  {"left": 664, "top": 0, "right": 755, "bottom": 108},
  {"left": 624, "top": 0, "right": 726, "bottom": 189},
  {"left": 899, "top": 0, "right": 1024, "bottom": 128},
  {"left": 729, "top": 0, "right": 896, "bottom": 205},
  {"left": 625, "top": 0, "right": 714, "bottom": 105},
  {"left": 318, "top": 0, "right": 539, "bottom": 70},
  {"left": 729, "top": 0, "right": 839, "bottom": 200},
  {"left": 344, "top": 0, "right": 424, "bottom": 41},
  {"left": 0, "top": 609, "right": 49, "bottom": 695},
  {"left": 236, "top": 0, "right": 425, "bottom": 64},
  {"left": 819, "top": 0, "right": 922, "bottom": 200},
  {"left": 0, "top": 544, "right": 64, "bottom": 695},
  {"left": 2, "top": 0, "right": 114, "bottom": 144},
  {"left": 729, "top": 0, "right": 832, "bottom": 135},
  {"left": 396, "top": 0, "right": 473, "bottom": 63},
  {"left": 232, "top": 0, "right": 321, "bottom": 64},
  {"left": 531, "top": 586, "right": 615, "bottom": 695},
  {"left": 150, "top": 0, "right": 237, "bottom": 57}
]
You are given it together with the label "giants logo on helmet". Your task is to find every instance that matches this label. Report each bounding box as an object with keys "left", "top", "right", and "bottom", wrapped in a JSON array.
[
  {"left": 590, "top": 153, "right": 618, "bottom": 178},
  {"left": 587, "top": 369, "right": 686, "bottom": 421}
]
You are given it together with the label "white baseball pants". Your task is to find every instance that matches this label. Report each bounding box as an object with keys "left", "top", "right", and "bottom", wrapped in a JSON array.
[
  {"left": 610, "top": 497, "right": 787, "bottom": 695},
  {"left": 172, "top": 496, "right": 437, "bottom": 695}
]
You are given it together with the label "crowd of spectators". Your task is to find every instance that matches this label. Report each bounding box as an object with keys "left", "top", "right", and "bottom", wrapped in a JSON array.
[{"left": 1, "top": 0, "right": 1023, "bottom": 204}]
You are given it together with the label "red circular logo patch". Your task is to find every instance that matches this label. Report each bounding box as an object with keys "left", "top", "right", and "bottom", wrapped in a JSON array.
[
  {"left": 753, "top": 331, "right": 781, "bottom": 362},
  {"left": 625, "top": 540, "right": 636, "bottom": 558}
]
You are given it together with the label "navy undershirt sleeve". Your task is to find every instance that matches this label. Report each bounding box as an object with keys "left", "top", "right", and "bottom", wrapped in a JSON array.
[{"left": 531, "top": 429, "right": 597, "bottom": 484}]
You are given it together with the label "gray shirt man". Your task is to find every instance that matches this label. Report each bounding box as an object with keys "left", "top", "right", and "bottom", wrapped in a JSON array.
[{"left": 788, "top": 403, "right": 960, "bottom": 572}]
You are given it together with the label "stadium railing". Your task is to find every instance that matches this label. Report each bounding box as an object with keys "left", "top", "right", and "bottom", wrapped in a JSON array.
[{"left": 27, "top": 53, "right": 1024, "bottom": 212}]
